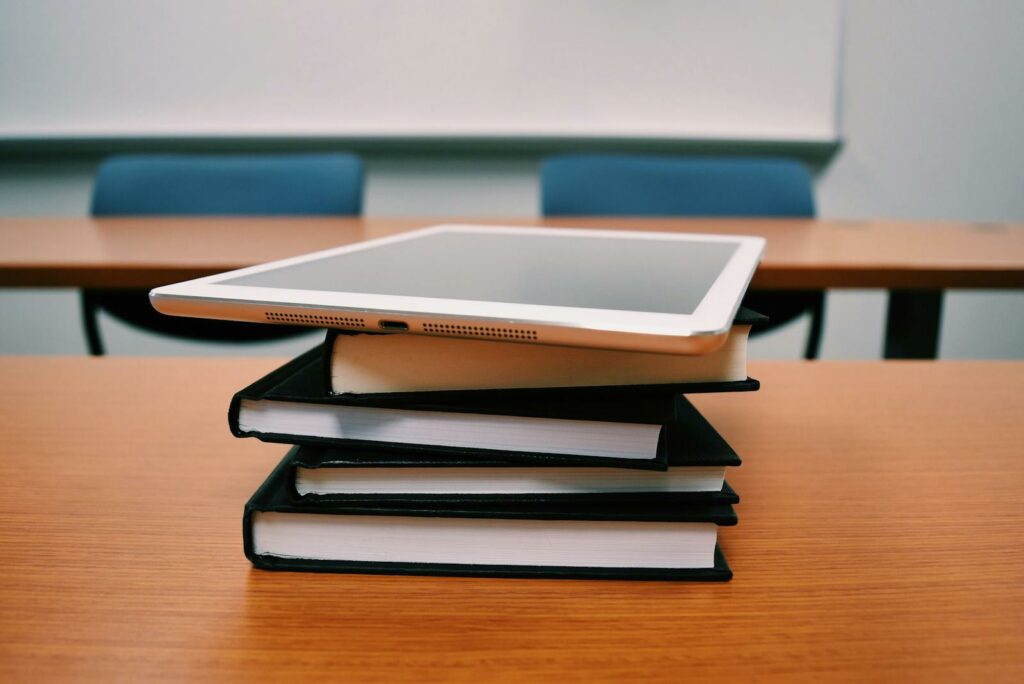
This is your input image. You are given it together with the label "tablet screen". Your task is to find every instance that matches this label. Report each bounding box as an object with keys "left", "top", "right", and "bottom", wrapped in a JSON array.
[{"left": 220, "top": 231, "right": 738, "bottom": 316}]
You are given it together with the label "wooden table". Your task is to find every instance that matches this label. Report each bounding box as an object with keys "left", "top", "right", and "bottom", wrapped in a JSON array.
[
  {"left": 3, "top": 217, "right": 1024, "bottom": 357},
  {"left": 1, "top": 358, "right": 1021, "bottom": 681}
]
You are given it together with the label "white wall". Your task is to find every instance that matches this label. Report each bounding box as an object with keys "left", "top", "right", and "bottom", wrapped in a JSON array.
[
  {"left": 818, "top": 0, "right": 1024, "bottom": 359},
  {"left": 1, "top": 0, "right": 1022, "bottom": 358},
  {"left": 1, "top": 0, "right": 841, "bottom": 141}
]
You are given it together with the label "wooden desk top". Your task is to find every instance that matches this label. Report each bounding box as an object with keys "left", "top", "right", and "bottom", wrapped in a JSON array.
[
  {"left": 2, "top": 216, "right": 1023, "bottom": 289},
  {"left": 1, "top": 358, "right": 1022, "bottom": 681}
]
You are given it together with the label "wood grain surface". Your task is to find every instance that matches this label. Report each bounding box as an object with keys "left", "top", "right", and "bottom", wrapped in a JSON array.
[
  {"left": 2, "top": 216, "right": 1023, "bottom": 289},
  {"left": 1, "top": 358, "right": 1022, "bottom": 682}
]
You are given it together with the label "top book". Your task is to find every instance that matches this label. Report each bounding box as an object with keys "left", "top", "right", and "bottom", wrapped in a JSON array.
[{"left": 327, "top": 308, "right": 766, "bottom": 396}]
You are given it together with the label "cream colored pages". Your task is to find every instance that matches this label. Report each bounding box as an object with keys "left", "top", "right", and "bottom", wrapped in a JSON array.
[
  {"left": 294, "top": 465, "right": 726, "bottom": 496},
  {"left": 331, "top": 325, "right": 749, "bottom": 394},
  {"left": 238, "top": 400, "right": 663, "bottom": 460},
  {"left": 254, "top": 513, "right": 717, "bottom": 569}
]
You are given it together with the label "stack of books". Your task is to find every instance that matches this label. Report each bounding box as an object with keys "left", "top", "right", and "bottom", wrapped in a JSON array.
[{"left": 235, "top": 309, "right": 764, "bottom": 581}]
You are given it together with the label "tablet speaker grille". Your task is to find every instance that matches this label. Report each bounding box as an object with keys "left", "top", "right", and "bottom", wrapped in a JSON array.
[
  {"left": 422, "top": 322, "right": 538, "bottom": 341},
  {"left": 265, "top": 311, "right": 366, "bottom": 327}
]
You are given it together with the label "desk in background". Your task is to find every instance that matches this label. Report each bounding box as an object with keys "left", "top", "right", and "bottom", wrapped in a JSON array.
[
  {"left": 0, "top": 358, "right": 1021, "bottom": 680},
  {"left": 1, "top": 217, "right": 1023, "bottom": 358}
]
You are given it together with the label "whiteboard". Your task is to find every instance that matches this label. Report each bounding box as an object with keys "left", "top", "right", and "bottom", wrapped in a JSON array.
[{"left": 0, "top": 0, "right": 841, "bottom": 142}]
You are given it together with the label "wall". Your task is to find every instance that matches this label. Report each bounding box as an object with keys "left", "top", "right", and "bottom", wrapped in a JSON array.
[
  {"left": 818, "top": 0, "right": 1024, "bottom": 359},
  {"left": 1, "top": 0, "right": 1022, "bottom": 359},
  {"left": 1, "top": 0, "right": 841, "bottom": 141}
]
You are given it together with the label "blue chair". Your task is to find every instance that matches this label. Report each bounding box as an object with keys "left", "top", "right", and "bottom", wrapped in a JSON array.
[
  {"left": 84, "top": 153, "right": 364, "bottom": 355},
  {"left": 541, "top": 154, "right": 824, "bottom": 359}
]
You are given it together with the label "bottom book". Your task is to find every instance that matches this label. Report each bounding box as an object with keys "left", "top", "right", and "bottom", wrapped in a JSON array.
[{"left": 244, "top": 452, "right": 736, "bottom": 581}]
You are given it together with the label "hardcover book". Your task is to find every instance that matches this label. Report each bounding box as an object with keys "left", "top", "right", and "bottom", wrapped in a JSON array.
[
  {"left": 325, "top": 308, "right": 767, "bottom": 396},
  {"left": 289, "top": 394, "right": 740, "bottom": 502},
  {"left": 245, "top": 454, "right": 736, "bottom": 581},
  {"left": 230, "top": 345, "right": 757, "bottom": 470}
]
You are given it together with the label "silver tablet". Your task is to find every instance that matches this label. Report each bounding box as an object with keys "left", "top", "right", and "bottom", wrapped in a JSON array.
[{"left": 150, "top": 224, "right": 765, "bottom": 354}]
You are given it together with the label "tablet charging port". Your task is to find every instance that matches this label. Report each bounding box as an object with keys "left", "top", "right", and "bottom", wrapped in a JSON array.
[{"left": 378, "top": 320, "right": 409, "bottom": 331}]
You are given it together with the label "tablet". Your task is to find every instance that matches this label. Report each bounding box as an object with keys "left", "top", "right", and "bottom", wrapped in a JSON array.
[{"left": 150, "top": 225, "right": 765, "bottom": 354}]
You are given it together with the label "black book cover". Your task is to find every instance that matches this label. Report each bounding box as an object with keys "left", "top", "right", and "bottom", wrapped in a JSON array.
[
  {"left": 229, "top": 347, "right": 745, "bottom": 470},
  {"left": 322, "top": 306, "right": 766, "bottom": 402},
  {"left": 244, "top": 454, "right": 734, "bottom": 581},
  {"left": 288, "top": 393, "right": 741, "bottom": 504}
]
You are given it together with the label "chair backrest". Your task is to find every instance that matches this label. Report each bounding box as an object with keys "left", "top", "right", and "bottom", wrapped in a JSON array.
[
  {"left": 91, "top": 153, "right": 364, "bottom": 216},
  {"left": 541, "top": 154, "right": 814, "bottom": 217}
]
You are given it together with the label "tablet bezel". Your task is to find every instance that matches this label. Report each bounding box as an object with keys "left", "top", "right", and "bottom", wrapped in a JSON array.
[{"left": 150, "top": 224, "right": 765, "bottom": 354}]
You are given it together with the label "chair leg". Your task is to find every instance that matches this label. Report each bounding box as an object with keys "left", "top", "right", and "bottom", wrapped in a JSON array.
[
  {"left": 80, "top": 291, "right": 105, "bottom": 356},
  {"left": 803, "top": 295, "right": 825, "bottom": 360}
]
